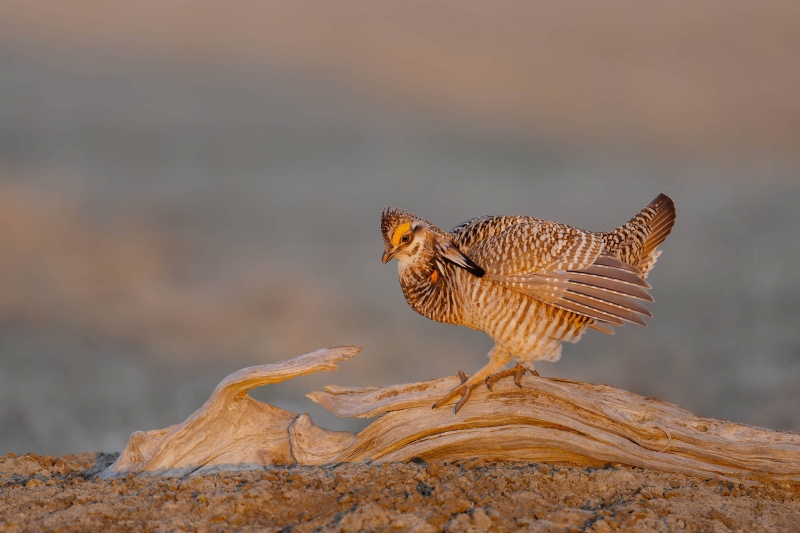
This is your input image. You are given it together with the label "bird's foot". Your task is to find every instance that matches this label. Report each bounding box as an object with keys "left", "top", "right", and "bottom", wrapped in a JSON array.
[
  {"left": 432, "top": 370, "right": 481, "bottom": 414},
  {"left": 485, "top": 364, "right": 539, "bottom": 391}
]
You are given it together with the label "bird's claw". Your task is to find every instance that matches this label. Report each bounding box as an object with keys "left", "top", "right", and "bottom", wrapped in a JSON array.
[
  {"left": 432, "top": 370, "right": 478, "bottom": 414},
  {"left": 434, "top": 365, "right": 541, "bottom": 414},
  {"left": 484, "top": 364, "right": 537, "bottom": 391}
]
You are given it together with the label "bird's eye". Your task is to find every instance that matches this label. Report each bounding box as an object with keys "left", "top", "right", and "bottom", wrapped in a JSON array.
[{"left": 401, "top": 232, "right": 411, "bottom": 244}]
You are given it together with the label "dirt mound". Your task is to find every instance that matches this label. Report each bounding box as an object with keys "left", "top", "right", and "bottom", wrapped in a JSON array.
[{"left": 2, "top": 453, "right": 799, "bottom": 532}]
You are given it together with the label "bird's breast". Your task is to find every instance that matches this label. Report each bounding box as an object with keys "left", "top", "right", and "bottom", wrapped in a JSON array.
[{"left": 399, "top": 265, "right": 467, "bottom": 326}]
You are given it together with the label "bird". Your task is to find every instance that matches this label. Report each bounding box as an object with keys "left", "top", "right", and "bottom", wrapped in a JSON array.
[{"left": 380, "top": 193, "right": 676, "bottom": 413}]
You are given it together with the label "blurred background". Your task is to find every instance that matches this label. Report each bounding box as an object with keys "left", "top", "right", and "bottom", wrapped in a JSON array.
[{"left": 1, "top": 1, "right": 799, "bottom": 455}]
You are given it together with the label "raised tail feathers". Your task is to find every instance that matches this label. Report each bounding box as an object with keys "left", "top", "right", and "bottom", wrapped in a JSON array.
[
  {"left": 601, "top": 193, "right": 676, "bottom": 278},
  {"left": 641, "top": 193, "right": 677, "bottom": 258}
]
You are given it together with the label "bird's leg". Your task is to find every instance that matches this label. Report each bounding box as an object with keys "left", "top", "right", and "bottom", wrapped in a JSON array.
[
  {"left": 433, "top": 347, "right": 511, "bottom": 414},
  {"left": 485, "top": 364, "right": 540, "bottom": 391}
]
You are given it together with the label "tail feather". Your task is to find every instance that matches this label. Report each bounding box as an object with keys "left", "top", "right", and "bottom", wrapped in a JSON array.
[
  {"left": 642, "top": 193, "right": 677, "bottom": 258},
  {"left": 601, "top": 193, "right": 676, "bottom": 278}
]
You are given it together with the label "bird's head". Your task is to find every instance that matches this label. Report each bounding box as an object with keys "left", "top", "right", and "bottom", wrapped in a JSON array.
[
  {"left": 380, "top": 207, "right": 430, "bottom": 266},
  {"left": 380, "top": 207, "right": 485, "bottom": 277}
]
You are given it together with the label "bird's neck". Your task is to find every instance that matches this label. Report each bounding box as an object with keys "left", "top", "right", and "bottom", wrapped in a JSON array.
[{"left": 398, "top": 247, "right": 461, "bottom": 325}]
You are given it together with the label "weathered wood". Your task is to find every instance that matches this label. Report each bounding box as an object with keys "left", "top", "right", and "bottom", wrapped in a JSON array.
[
  {"left": 103, "top": 347, "right": 800, "bottom": 484},
  {"left": 102, "top": 347, "right": 360, "bottom": 478}
]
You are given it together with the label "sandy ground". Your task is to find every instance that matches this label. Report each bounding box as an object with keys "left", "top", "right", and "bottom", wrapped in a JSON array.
[{"left": 2, "top": 453, "right": 798, "bottom": 532}]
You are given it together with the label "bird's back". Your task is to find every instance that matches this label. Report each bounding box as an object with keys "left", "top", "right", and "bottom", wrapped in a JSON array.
[{"left": 452, "top": 194, "right": 676, "bottom": 275}]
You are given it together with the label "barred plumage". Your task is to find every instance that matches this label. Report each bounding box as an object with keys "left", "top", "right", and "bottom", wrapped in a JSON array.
[{"left": 381, "top": 194, "right": 676, "bottom": 413}]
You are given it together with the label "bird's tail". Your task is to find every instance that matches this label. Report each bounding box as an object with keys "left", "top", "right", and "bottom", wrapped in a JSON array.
[{"left": 601, "top": 193, "right": 676, "bottom": 278}]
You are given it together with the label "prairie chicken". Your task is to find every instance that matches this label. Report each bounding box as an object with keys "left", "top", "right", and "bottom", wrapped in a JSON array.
[{"left": 381, "top": 193, "right": 676, "bottom": 413}]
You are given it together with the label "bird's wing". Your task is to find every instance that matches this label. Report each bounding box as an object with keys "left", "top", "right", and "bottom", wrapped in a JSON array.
[{"left": 468, "top": 220, "right": 654, "bottom": 327}]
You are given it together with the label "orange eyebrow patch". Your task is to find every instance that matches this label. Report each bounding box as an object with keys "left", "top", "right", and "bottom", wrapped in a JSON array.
[
  {"left": 391, "top": 223, "right": 412, "bottom": 246},
  {"left": 430, "top": 270, "right": 440, "bottom": 284}
]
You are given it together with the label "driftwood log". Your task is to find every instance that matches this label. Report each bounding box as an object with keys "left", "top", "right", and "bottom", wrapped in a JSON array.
[{"left": 102, "top": 346, "right": 800, "bottom": 484}]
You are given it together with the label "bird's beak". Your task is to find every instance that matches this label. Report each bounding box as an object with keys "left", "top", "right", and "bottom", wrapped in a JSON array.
[{"left": 382, "top": 250, "right": 395, "bottom": 263}]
